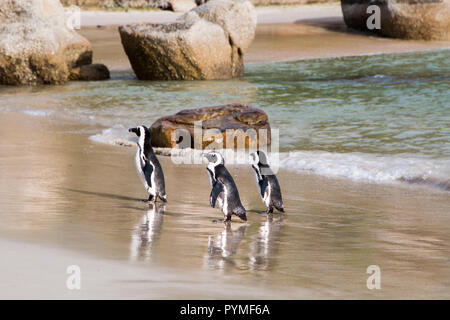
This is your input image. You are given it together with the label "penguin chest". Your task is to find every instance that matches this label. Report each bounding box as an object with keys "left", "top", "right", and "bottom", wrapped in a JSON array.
[
  {"left": 135, "top": 150, "right": 156, "bottom": 195},
  {"left": 217, "top": 186, "right": 228, "bottom": 215},
  {"left": 134, "top": 149, "right": 145, "bottom": 181},
  {"left": 263, "top": 181, "right": 271, "bottom": 207}
]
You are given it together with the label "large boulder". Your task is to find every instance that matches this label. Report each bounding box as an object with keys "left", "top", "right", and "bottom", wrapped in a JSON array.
[
  {"left": 341, "top": 0, "right": 450, "bottom": 40},
  {"left": 118, "top": 0, "right": 257, "bottom": 80},
  {"left": 0, "top": 0, "right": 109, "bottom": 85},
  {"left": 150, "top": 104, "right": 271, "bottom": 149}
]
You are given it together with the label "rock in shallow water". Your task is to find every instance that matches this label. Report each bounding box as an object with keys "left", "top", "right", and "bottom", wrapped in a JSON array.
[
  {"left": 341, "top": 0, "right": 450, "bottom": 40},
  {"left": 118, "top": 0, "right": 257, "bottom": 80},
  {"left": 0, "top": 0, "right": 109, "bottom": 85},
  {"left": 150, "top": 104, "right": 271, "bottom": 149},
  {"left": 69, "top": 63, "right": 110, "bottom": 81}
]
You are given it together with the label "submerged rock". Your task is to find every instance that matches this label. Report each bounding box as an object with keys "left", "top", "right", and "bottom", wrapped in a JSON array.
[
  {"left": 341, "top": 0, "right": 450, "bottom": 40},
  {"left": 69, "top": 63, "right": 110, "bottom": 81},
  {"left": 118, "top": 0, "right": 256, "bottom": 80},
  {"left": 150, "top": 104, "right": 271, "bottom": 149},
  {"left": 0, "top": 0, "right": 109, "bottom": 85}
]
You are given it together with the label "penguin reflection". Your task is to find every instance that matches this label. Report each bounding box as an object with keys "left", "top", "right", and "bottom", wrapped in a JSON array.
[
  {"left": 205, "top": 223, "right": 247, "bottom": 271},
  {"left": 130, "top": 203, "right": 166, "bottom": 262},
  {"left": 249, "top": 216, "right": 283, "bottom": 271}
]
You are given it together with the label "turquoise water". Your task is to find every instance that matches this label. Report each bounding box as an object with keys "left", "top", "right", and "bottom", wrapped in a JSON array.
[{"left": 1, "top": 49, "right": 449, "bottom": 188}]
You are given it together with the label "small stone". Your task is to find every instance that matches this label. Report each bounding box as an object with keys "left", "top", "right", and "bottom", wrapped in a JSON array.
[{"left": 69, "top": 63, "right": 110, "bottom": 81}]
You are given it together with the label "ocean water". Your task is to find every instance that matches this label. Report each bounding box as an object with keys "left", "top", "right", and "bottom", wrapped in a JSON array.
[{"left": 1, "top": 49, "right": 449, "bottom": 190}]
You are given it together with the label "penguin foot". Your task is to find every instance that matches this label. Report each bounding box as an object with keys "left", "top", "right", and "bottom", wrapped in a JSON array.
[
  {"left": 212, "top": 219, "right": 227, "bottom": 224},
  {"left": 258, "top": 208, "right": 274, "bottom": 215}
]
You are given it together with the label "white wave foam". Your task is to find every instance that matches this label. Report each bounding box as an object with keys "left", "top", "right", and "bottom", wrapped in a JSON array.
[
  {"left": 21, "top": 109, "right": 54, "bottom": 117},
  {"left": 0, "top": 106, "right": 54, "bottom": 117},
  {"left": 89, "top": 125, "right": 137, "bottom": 147},
  {"left": 278, "top": 151, "right": 449, "bottom": 189},
  {"left": 21, "top": 109, "right": 53, "bottom": 117},
  {"left": 89, "top": 127, "right": 449, "bottom": 190}
]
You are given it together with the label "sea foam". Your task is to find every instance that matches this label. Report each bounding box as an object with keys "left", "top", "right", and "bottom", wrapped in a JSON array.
[
  {"left": 89, "top": 127, "right": 449, "bottom": 191},
  {"left": 89, "top": 126, "right": 137, "bottom": 147}
]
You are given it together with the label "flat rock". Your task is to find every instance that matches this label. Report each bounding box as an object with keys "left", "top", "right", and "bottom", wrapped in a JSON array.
[{"left": 150, "top": 103, "right": 271, "bottom": 149}]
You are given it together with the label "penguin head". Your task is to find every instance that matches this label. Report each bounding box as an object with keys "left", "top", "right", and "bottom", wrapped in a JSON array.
[
  {"left": 250, "top": 151, "right": 260, "bottom": 167},
  {"left": 250, "top": 151, "right": 269, "bottom": 168},
  {"left": 202, "top": 151, "right": 224, "bottom": 166},
  {"left": 129, "top": 125, "right": 150, "bottom": 138},
  {"left": 129, "top": 126, "right": 152, "bottom": 149}
]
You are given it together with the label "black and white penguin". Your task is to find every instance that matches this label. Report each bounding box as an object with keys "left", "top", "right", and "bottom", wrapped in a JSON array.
[
  {"left": 129, "top": 125, "right": 167, "bottom": 203},
  {"left": 250, "top": 151, "right": 284, "bottom": 214},
  {"left": 203, "top": 151, "right": 247, "bottom": 222}
]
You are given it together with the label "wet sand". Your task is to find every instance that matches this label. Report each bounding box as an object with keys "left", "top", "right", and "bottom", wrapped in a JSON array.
[{"left": 0, "top": 113, "right": 449, "bottom": 299}]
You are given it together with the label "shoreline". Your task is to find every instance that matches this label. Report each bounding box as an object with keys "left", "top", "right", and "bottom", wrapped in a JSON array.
[{"left": 81, "top": 24, "right": 450, "bottom": 70}]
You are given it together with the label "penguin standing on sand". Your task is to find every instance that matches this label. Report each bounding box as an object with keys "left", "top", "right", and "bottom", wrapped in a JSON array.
[
  {"left": 203, "top": 151, "right": 247, "bottom": 222},
  {"left": 129, "top": 125, "right": 167, "bottom": 203},
  {"left": 250, "top": 151, "right": 284, "bottom": 214}
]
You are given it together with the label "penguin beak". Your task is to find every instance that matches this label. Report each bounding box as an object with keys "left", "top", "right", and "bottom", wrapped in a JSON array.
[
  {"left": 129, "top": 127, "right": 138, "bottom": 134},
  {"left": 201, "top": 153, "right": 210, "bottom": 162}
]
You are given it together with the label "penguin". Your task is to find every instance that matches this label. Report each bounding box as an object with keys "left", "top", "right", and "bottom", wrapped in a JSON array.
[
  {"left": 203, "top": 151, "right": 247, "bottom": 222},
  {"left": 250, "top": 151, "right": 284, "bottom": 214},
  {"left": 129, "top": 125, "right": 167, "bottom": 203}
]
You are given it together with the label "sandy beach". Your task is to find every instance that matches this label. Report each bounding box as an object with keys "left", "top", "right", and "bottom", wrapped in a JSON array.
[
  {"left": 1, "top": 4, "right": 449, "bottom": 299},
  {"left": 0, "top": 112, "right": 449, "bottom": 299}
]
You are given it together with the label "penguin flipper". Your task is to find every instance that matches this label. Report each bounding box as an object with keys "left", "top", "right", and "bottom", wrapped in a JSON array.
[
  {"left": 258, "top": 178, "right": 268, "bottom": 199},
  {"left": 210, "top": 181, "right": 223, "bottom": 208},
  {"left": 143, "top": 160, "right": 153, "bottom": 188}
]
